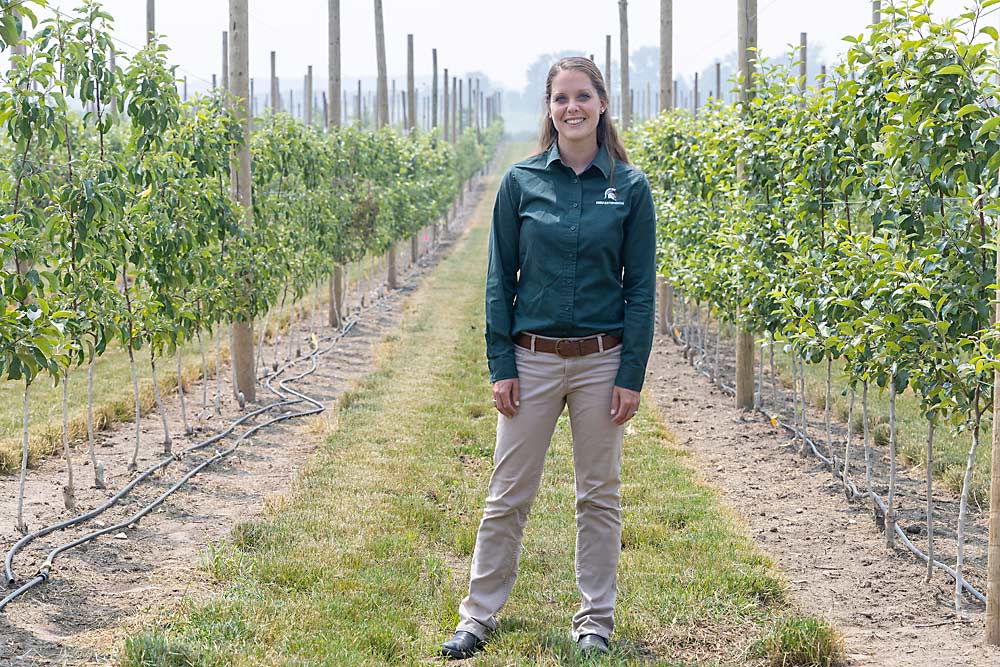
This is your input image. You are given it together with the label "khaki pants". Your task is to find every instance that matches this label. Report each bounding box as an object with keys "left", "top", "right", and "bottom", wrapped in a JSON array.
[{"left": 457, "top": 340, "right": 625, "bottom": 641}]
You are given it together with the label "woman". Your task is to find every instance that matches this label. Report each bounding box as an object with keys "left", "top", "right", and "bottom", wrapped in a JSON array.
[{"left": 442, "top": 56, "right": 656, "bottom": 659}]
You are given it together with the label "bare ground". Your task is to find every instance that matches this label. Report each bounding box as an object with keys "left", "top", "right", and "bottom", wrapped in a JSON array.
[
  {"left": 644, "top": 331, "right": 1000, "bottom": 667},
  {"left": 0, "top": 177, "right": 490, "bottom": 666}
]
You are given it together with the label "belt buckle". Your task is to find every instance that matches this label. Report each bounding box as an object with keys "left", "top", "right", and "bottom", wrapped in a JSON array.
[{"left": 555, "top": 338, "right": 580, "bottom": 357}]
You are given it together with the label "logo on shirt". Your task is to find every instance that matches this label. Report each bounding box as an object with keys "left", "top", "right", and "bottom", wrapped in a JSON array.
[{"left": 596, "top": 187, "right": 625, "bottom": 206}]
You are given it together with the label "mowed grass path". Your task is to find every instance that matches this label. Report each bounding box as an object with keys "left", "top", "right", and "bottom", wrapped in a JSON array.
[{"left": 125, "top": 144, "right": 839, "bottom": 667}]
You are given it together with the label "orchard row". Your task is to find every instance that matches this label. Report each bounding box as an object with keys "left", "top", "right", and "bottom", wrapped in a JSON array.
[{"left": 628, "top": 0, "right": 1000, "bottom": 608}]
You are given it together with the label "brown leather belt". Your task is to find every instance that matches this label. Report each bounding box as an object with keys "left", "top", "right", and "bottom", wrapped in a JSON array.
[{"left": 514, "top": 333, "right": 620, "bottom": 357}]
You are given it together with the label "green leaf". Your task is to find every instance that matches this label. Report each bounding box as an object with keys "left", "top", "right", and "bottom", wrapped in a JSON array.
[
  {"left": 957, "top": 104, "right": 983, "bottom": 118},
  {"left": 937, "top": 64, "right": 965, "bottom": 76},
  {"left": 980, "top": 116, "right": 1000, "bottom": 135},
  {"left": 0, "top": 14, "right": 18, "bottom": 46}
]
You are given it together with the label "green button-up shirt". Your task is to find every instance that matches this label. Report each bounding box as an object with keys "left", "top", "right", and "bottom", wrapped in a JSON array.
[{"left": 485, "top": 141, "right": 657, "bottom": 392}]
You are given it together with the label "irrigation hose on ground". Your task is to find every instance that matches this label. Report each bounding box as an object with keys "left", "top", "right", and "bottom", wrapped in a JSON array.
[
  {"left": 0, "top": 319, "right": 351, "bottom": 612},
  {"left": 674, "top": 329, "right": 987, "bottom": 605},
  {"left": 0, "top": 242, "right": 428, "bottom": 612}
]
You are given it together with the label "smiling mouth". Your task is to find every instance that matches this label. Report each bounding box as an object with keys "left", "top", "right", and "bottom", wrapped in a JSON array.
[{"left": 564, "top": 118, "right": 586, "bottom": 126}]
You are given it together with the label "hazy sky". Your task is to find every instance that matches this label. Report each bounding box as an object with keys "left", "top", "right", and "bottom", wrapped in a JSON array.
[{"left": 4, "top": 0, "right": 985, "bottom": 94}]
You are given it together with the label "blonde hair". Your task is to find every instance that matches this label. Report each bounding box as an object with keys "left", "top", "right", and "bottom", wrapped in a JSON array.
[{"left": 536, "top": 56, "right": 630, "bottom": 165}]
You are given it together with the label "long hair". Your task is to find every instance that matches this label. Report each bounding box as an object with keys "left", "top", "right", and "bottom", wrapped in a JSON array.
[{"left": 536, "top": 56, "right": 630, "bottom": 165}]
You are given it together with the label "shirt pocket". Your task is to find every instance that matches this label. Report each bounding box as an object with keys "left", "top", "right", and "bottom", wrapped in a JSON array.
[
  {"left": 580, "top": 201, "right": 627, "bottom": 262},
  {"left": 519, "top": 208, "right": 561, "bottom": 274}
]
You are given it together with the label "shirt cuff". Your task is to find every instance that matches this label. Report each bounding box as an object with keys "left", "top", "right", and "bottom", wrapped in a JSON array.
[
  {"left": 489, "top": 355, "right": 518, "bottom": 384},
  {"left": 614, "top": 364, "right": 645, "bottom": 393}
]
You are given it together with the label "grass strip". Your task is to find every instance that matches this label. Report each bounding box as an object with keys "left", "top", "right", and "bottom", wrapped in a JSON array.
[{"left": 122, "top": 144, "right": 840, "bottom": 667}]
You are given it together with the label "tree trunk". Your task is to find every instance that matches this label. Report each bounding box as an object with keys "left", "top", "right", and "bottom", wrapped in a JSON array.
[
  {"left": 177, "top": 346, "right": 192, "bottom": 435},
  {"left": 862, "top": 381, "right": 874, "bottom": 511},
  {"left": 150, "top": 350, "right": 172, "bottom": 454},
  {"left": 198, "top": 329, "right": 208, "bottom": 410},
  {"left": 886, "top": 381, "right": 897, "bottom": 548},
  {"left": 15, "top": 382, "right": 30, "bottom": 534},
  {"left": 926, "top": 418, "right": 936, "bottom": 583},
  {"left": 127, "top": 343, "right": 141, "bottom": 471},
  {"left": 61, "top": 376, "right": 75, "bottom": 510},
  {"left": 214, "top": 333, "right": 223, "bottom": 415},
  {"left": 844, "top": 386, "right": 855, "bottom": 499},
  {"left": 956, "top": 396, "right": 984, "bottom": 610},
  {"left": 825, "top": 356, "right": 834, "bottom": 473},
  {"left": 87, "top": 358, "right": 105, "bottom": 488}
]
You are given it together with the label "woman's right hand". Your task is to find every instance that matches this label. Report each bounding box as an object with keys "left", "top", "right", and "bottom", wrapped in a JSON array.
[{"left": 492, "top": 379, "right": 520, "bottom": 417}]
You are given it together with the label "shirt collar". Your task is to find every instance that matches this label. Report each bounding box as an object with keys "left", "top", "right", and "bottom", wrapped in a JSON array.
[{"left": 545, "top": 141, "right": 612, "bottom": 178}]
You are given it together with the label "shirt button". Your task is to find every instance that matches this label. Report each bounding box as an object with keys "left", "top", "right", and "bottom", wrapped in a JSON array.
[
  {"left": 571, "top": 202, "right": 579, "bottom": 208},
  {"left": 572, "top": 178, "right": 579, "bottom": 183},
  {"left": 570, "top": 226, "right": 576, "bottom": 231}
]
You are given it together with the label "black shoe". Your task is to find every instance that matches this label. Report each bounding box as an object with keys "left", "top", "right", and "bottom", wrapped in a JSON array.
[
  {"left": 577, "top": 633, "right": 609, "bottom": 656},
  {"left": 441, "top": 631, "right": 485, "bottom": 659}
]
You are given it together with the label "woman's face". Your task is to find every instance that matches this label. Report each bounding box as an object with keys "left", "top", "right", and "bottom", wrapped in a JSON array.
[{"left": 548, "top": 69, "right": 603, "bottom": 143}]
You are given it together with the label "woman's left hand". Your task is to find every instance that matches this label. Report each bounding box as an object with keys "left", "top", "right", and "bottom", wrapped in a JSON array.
[{"left": 610, "top": 386, "right": 640, "bottom": 426}]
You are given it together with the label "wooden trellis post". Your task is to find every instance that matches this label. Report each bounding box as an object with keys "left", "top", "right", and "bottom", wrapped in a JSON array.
[
  {"left": 452, "top": 75, "right": 458, "bottom": 142},
  {"left": 229, "top": 0, "right": 256, "bottom": 403},
  {"left": 443, "top": 67, "right": 450, "bottom": 139},
  {"left": 146, "top": 0, "right": 155, "bottom": 44},
  {"left": 475, "top": 79, "right": 482, "bottom": 142},
  {"left": 735, "top": 0, "right": 757, "bottom": 410},
  {"left": 799, "top": 32, "right": 807, "bottom": 95},
  {"left": 222, "top": 32, "right": 229, "bottom": 94},
  {"left": 374, "top": 0, "right": 396, "bottom": 290},
  {"left": 407, "top": 34, "right": 418, "bottom": 263},
  {"left": 305, "top": 66, "right": 313, "bottom": 126},
  {"left": 693, "top": 72, "right": 699, "bottom": 116},
  {"left": 988, "top": 211, "right": 1000, "bottom": 645},
  {"left": 270, "top": 51, "right": 279, "bottom": 113},
  {"left": 406, "top": 35, "right": 415, "bottom": 132},
  {"left": 658, "top": 0, "right": 674, "bottom": 338},
  {"left": 605, "top": 34, "right": 613, "bottom": 94},
  {"left": 432, "top": 48, "right": 438, "bottom": 129},
  {"left": 989, "top": 5, "right": 1000, "bottom": 646},
  {"left": 619, "top": 0, "right": 631, "bottom": 130},
  {"left": 328, "top": 0, "right": 344, "bottom": 327}
]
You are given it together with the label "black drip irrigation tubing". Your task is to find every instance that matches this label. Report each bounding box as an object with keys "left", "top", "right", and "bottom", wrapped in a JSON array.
[
  {"left": 0, "top": 319, "right": 351, "bottom": 612},
  {"left": 0, "top": 247, "right": 421, "bottom": 612},
  {"left": 671, "top": 325, "right": 987, "bottom": 605}
]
